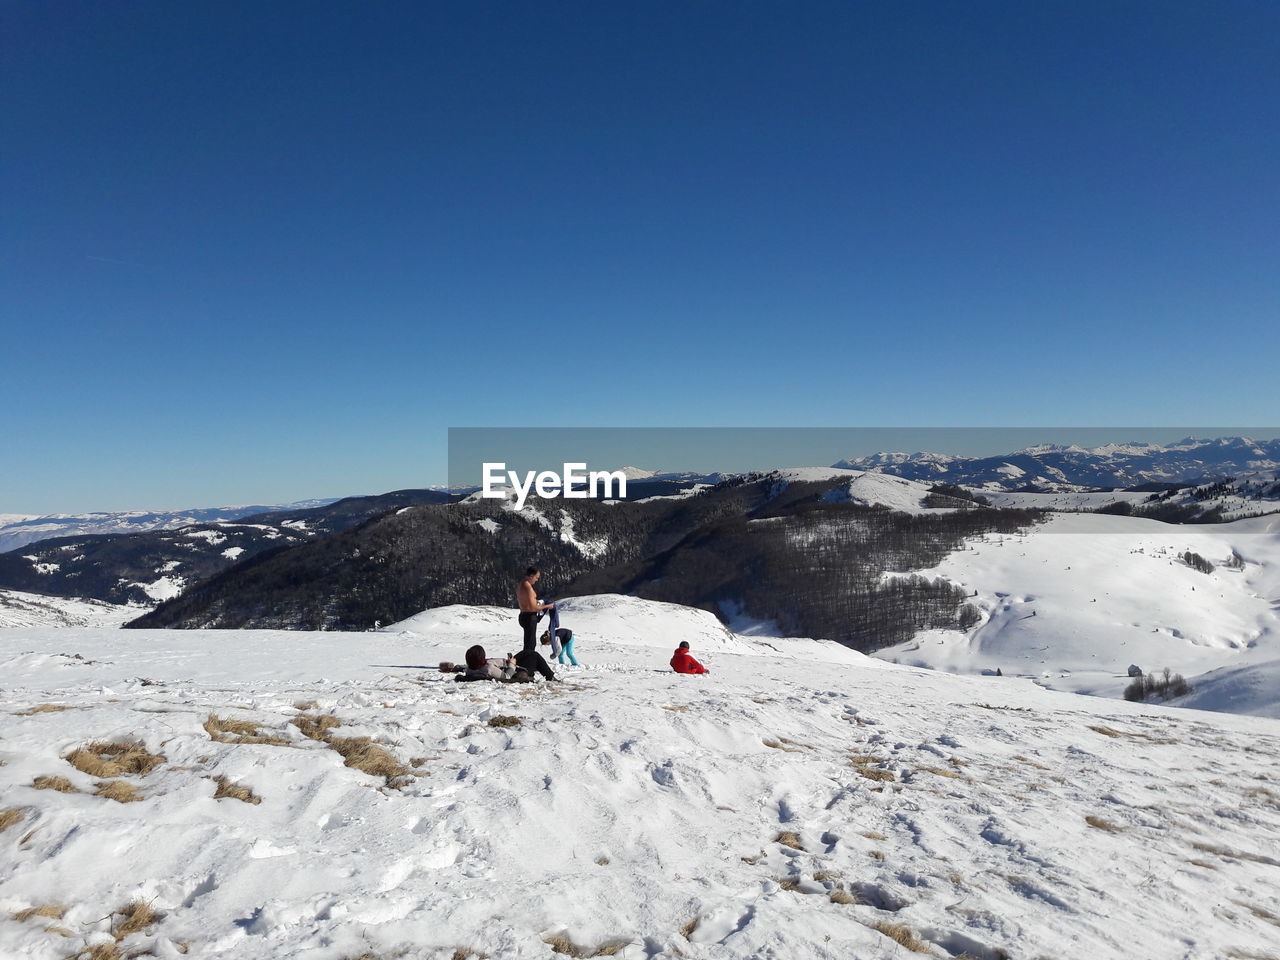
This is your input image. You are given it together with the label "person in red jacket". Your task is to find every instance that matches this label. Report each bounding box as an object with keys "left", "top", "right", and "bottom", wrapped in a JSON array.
[{"left": 670, "top": 641, "right": 709, "bottom": 674}]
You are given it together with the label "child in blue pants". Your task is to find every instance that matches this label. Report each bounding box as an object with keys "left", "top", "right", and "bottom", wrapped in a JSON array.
[{"left": 542, "top": 627, "right": 579, "bottom": 666}]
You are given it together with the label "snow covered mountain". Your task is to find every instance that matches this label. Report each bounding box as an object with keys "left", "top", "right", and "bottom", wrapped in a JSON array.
[
  {"left": 834, "top": 435, "right": 1280, "bottom": 491},
  {"left": 0, "top": 490, "right": 458, "bottom": 607},
  {"left": 131, "top": 470, "right": 1036, "bottom": 643},
  {"left": 1, "top": 595, "right": 1278, "bottom": 959},
  {"left": 0, "top": 502, "right": 336, "bottom": 554}
]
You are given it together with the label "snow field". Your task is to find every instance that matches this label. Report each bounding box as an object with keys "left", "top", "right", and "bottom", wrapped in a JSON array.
[
  {"left": 881, "top": 514, "right": 1280, "bottom": 715},
  {"left": 2, "top": 598, "right": 1279, "bottom": 959}
]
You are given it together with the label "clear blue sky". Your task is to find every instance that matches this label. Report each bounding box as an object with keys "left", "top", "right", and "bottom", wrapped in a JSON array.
[{"left": 3, "top": 2, "right": 1278, "bottom": 512}]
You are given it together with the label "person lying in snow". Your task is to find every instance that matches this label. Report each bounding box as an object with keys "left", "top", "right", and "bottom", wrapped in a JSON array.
[
  {"left": 541, "top": 627, "right": 579, "bottom": 666},
  {"left": 441, "top": 644, "right": 559, "bottom": 683},
  {"left": 459, "top": 644, "right": 519, "bottom": 681},
  {"left": 670, "top": 641, "right": 709, "bottom": 674}
]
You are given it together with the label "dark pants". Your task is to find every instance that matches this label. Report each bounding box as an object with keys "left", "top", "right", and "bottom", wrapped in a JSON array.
[
  {"left": 518, "top": 611, "right": 539, "bottom": 653},
  {"left": 515, "top": 649, "right": 556, "bottom": 681}
]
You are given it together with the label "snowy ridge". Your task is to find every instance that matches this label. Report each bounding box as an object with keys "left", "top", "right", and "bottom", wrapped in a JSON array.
[{"left": 2, "top": 596, "right": 1279, "bottom": 960}]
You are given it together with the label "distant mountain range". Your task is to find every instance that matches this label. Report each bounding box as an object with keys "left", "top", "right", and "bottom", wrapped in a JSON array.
[
  {"left": 5, "top": 437, "right": 1278, "bottom": 630},
  {"left": 0, "top": 500, "right": 337, "bottom": 553},
  {"left": 833, "top": 436, "right": 1280, "bottom": 490}
]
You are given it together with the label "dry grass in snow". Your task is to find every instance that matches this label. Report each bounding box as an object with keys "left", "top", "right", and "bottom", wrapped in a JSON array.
[
  {"left": 292, "top": 712, "right": 342, "bottom": 741},
  {"left": 209, "top": 775, "right": 262, "bottom": 804},
  {"left": 32, "top": 775, "right": 78, "bottom": 793},
  {"left": 542, "top": 932, "right": 630, "bottom": 956},
  {"left": 65, "top": 741, "right": 165, "bottom": 778},
  {"left": 871, "top": 920, "right": 933, "bottom": 953},
  {"left": 327, "top": 736, "right": 414, "bottom": 787},
  {"left": 93, "top": 780, "right": 142, "bottom": 803},
  {"left": 1085, "top": 815, "right": 1126, "bottom": 832},
  {"left": 203, "top": 713, "right": 289, "bottom": 745},
  {"left": 12, "top": 903, "right": 66, "bottom": 922}
]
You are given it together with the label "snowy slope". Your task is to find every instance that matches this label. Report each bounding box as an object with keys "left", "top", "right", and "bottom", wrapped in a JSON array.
[
  {"left": 878, "top": 513, "right": 1280, "bottom": 715},
  {"left": 771, "top": 467, "right": 941, "bottom": 513},
  {"left": 3, "top": 597, "right": 1280, "bottom": 960},
  {"left": 0, "top": 589, "right": 140, "bottom": 629}
]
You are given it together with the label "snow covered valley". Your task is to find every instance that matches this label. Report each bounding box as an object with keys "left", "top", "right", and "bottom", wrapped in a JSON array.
[{"left": 2, "top": 598, "right": 1279, "bottom": 960}]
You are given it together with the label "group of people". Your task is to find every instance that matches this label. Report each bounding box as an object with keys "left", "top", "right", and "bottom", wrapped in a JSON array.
[{"left": 449, "top": 566, "right": 710, "bottom": 683}]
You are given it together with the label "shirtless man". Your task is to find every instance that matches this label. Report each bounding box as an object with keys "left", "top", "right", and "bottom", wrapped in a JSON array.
[{"left": 517, "top": 566, "right": 555, "bottom": 654}]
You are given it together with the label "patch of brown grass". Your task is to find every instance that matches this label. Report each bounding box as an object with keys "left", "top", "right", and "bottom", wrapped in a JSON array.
[
  {"left": 292, "top": 713, "right": 342, "bottom": 741},
  {"left": 1244, "top": 786, "right": 1280, "bottom": 808},
  {"left": 93, "top": 780, "right": 142, "bottom": 803},
  {"left": 763, "top": 739, "right": 806, "bottom": 753},
  {"left": 113, "top": 900, "right": 159, "bottom": 939},
  {"left": 662, "top": 705, "right": 690, "bottom": 712},
  {"left": 203, "top": 713, "right": 289, "bottom": 746},
  {"left": 868, "top": 850, "right": 886, "bottom": 862},
  {"left": 327, "top": 736, "right": 413, "bottom": 787},
  {"left": 65, "top": 741, "right": 165, "bottom": 778},
  {"left": 293, "top": 699, "right": 320, "bottom": 711},
  {"left": 849, "top": 756, "right": 896, "bottom": 782},
  {"left": 1233, "top": 901, "right": 1280, "bottom": 928},
  {"left": 487, "top": 715, "right": 522, "bottom": 728},
  {"left": 829, "top": 889, "right": 860, "bottom": 905},
  {"left": 861, "top": 831, "right": 886, "bottom": 840},
  {"left": 774, "top": 831, "right": 804, "bottom": 850},
  {"left": 1191, "top": 842, "right": 1278, "bottom": 865},
  {"left": 33, "top": 776, "right": 78, "bottom": 793},
  {"left": 0, "top": 808, "right": 24, "bottom": 832},
  {"left": 1087, "top": 724, "right": 1175, "bottom": 744},
  {"left": 542, "top": 934, "right": 630, "bottom": 957},
  {"left": 871, "top": 921, "right": 932, "bottom": 953},
  {"left": 595, "top": 856, "right": 610, "bottom": 866},
  {"left": 209, "top": 776, "right": 262, "bottom": 804},
  {"left": 918, "top": 766, "right": 964, "bottom": 779},
  {"left": 1085, "top": 815, "right": 1125, "bottom": 833},
  {"left": 13, "top": 703, "right": 73, "bottom": 715},
  {"left": 1188, "top": 858, "right": 1218, "bottom": 870},
  {"left": 13, "top": 904, "right": 66, "bottom": 922},
  {"left": 679, "top": 916, "right": 699, "bottom": 938},
  {"left": 1012, "top": 754, "right": 1049, "bottom": 770},
  {"left": 812, "top": 870, "right": 842, "bottom": 882},
  {"left": 69, "top": 944, "right": 125, "bottom": 960},
  {"left": 451, "top": 950, "right": 489, "bottom": 960}
]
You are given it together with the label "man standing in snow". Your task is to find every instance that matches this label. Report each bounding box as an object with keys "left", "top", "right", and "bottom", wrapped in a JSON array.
[
  {"left": 670, "top": 641, "right": 709, "bottom": 674},
  {"left": 517, "top": 566, "right": 556, "bottom": 654}
]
